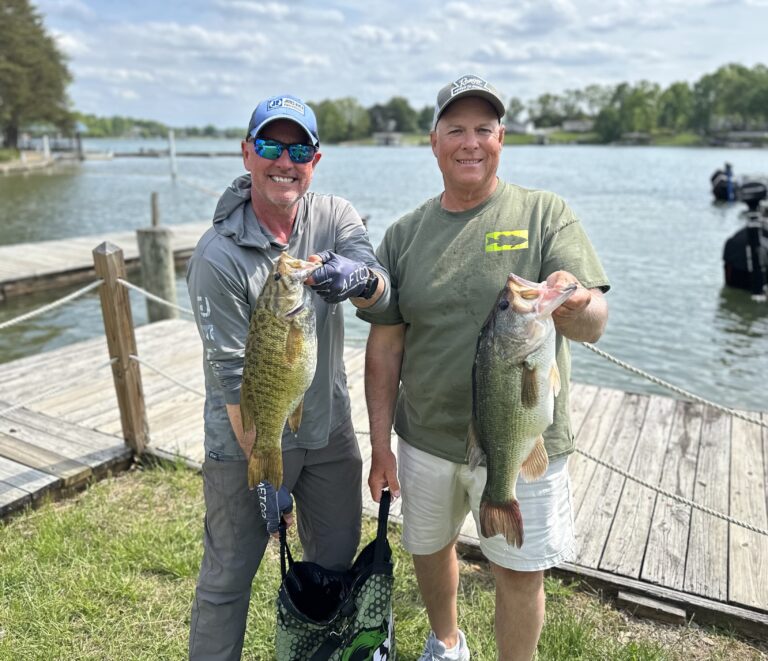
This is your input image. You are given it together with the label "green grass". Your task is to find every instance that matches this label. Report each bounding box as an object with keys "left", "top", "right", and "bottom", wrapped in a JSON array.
[
  {"left": 650, "top": 132, "right": 704, "bottom": 147},
  {"left": 0, "top": 465, "right": 763, "bottom": 660},
  {"left": 0, "top": 149, "right": 19, "bottom": 163}
]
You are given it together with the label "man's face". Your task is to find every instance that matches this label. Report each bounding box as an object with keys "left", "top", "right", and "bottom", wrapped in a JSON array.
[
  {"left": 242, "top": 119, "right": 321, "bottom": 211},
  {"left": 431, "top": 97, "right": 504, "bottom": 198}
]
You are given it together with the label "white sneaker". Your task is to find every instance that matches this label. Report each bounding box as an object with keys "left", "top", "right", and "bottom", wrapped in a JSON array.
[{"left": 417, "top": 629, "right": 470, "bottom": 661}]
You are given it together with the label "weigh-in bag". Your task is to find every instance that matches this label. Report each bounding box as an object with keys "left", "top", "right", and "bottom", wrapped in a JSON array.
[{"left": 275, "top": 490, "right": 395, "bottom": 660}]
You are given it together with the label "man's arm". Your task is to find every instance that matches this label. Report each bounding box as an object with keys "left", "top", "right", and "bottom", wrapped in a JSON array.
[
  {"left": 226, "top": 404, "right": 255, "bottom": 457},
  {"left": 546, "top": 270, "right": 608, "bottom": 343},
  {"left": 365, "top": 323, "right": 405, "bottom": 502}
]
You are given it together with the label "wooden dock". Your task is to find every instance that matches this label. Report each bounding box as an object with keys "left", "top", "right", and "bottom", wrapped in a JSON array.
[
  {"left": 0, "top": 222, "right": 209, "bottom": 301},
  {"left": 0, "top": 319, "right": 766, "bottom": 639}
]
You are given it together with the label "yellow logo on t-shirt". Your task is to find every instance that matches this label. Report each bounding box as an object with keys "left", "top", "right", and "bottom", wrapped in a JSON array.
[{"left": 485, "top": 230, "right": 528, "bottom": 252}]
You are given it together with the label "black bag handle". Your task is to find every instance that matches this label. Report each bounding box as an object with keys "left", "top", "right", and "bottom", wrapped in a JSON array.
[
  {"left": 278, "top": 519, "right": 295, "bottom": 580},
  {"left": 374, "top": 489, "right": 391, "bottom": 565}
]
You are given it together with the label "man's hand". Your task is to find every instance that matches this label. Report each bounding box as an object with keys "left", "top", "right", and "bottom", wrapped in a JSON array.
[
  {"left": 368, "top": 446, "right": 400, "bottom": 502},
  {"left": 257, "top": 481, "right": 294, "bottom": 537},
  {"left": 307, "top": 251, "right": 374, "bottom": 303},
  {"left": 546, "top": 270, "right": 591, "bottom": 322},
  {"left": 545, "top": 270, "right": 607, "bottom": 343}
]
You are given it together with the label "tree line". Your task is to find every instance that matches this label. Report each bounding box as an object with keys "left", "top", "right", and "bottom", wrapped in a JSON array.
[{"left": 1, "top": 0, "right": 767, "bottom": 149}]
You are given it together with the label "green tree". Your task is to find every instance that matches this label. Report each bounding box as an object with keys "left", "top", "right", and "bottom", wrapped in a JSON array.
[
  {"left": 527, "top": 93, "right": 565, "bottom": 127},
  {"left": 0, "top": 0, "right": 73, "bottom": 148},
  {"left": 369, "top": 96, "right": 418, "bottom": 133},
  {"left": 417, "top": 104, "right": 433, "bottom": 132},
  {"left": 505, "top": 97, "right": 525, "bottom": 123},
  {"left": 657, "top": 82, "right": 694, "bottom": 131},
  {"left": 311, "top": 98, "right": 370, "bottom": 143}
]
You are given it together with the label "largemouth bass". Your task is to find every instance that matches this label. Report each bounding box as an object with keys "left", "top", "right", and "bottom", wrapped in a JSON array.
[
  {"left": 241, "top": 252, "right": 320, "bottom": 490},
  {"left": 468, "top": 274, "right": 576, "bottom": 547}
]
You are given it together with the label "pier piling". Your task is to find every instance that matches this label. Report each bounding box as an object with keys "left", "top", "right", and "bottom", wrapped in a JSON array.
[{"left": 93, "top": 242, "right": 149, "bottom": 454}]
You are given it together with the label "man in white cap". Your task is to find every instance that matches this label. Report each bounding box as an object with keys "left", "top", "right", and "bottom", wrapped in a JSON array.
[
  {"left": 358, "top": 75, "right": 609, "bottom": 660},
  {"left": 186, "top": 93, "right": 389, "bottom": 660}
]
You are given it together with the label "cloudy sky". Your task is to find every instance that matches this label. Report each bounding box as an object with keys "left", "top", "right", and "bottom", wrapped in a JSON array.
[{"left": 38, "top": 0, "right": 768, "bottom": 128}]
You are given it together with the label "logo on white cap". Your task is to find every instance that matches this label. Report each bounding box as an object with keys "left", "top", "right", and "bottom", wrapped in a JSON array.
[
  {"left": 267, "top": 97, "right": 306, "bottom": 115},
  {"left": 451, "top": 76, "right": 489, "bottom": 97}
]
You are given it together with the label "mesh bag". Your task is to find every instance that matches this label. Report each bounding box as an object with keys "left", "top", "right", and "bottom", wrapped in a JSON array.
[{"left": 275, "top": 490, "right": 395, "bottom": 661}]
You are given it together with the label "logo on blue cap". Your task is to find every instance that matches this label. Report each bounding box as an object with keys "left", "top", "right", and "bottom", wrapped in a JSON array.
[{"left": 267, "top": 97, "right": 306, "bottom": 115}]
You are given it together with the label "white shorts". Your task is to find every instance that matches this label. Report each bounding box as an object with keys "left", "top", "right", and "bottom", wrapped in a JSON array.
[{"left": 397, "top": 439, "right": 577, "bottom": 571}]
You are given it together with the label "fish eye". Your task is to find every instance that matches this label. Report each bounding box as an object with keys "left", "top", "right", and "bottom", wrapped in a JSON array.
[
  {"left": 273, "top": 273, "right": 282, "bottom": 281},
  {"left": 498, "top": 299, "right": 510, "bottom": 311}
]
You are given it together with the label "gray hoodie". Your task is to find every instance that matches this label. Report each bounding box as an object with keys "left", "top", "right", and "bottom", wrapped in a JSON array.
[{"left": 186, "top": 174, "right": 389, "bottom": 460}]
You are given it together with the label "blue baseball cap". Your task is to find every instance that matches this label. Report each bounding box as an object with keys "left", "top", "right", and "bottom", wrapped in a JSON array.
[{"left": 247, "top": 94, "right": 319, "bottom": 147}]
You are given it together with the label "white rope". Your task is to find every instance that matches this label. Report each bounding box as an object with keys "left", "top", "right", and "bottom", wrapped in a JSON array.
[
  {"left": 0, "top": 280, "right": 102, "bottom": 331},
  {"left": 177, "top": 176, "right": 221, "bottom": 199},
  {"left": 0, "top": 357, "right": 117, "bottom": 418},
  {"left": 581, "top": 342, "right": 768, "bottom": 430},
  {"left": 129, "top": 354, "right": 205, "bottom": 397},
  {"left": 116, "top": 278, "right": 194, "bottom": 315},
  {"left": 574, "top": 446, "right": 768, "bottom": 537}
]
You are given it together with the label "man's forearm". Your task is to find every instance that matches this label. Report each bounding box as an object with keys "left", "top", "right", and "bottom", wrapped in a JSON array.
[
  {"left": 364, "top": 325, "right": 405, "bottom": 449},
  {"left": 351, "top": 269, "right": 386, "bottom": 309},
  {"left": 226, "top": 403, "right": 253, "bottom": 458}
]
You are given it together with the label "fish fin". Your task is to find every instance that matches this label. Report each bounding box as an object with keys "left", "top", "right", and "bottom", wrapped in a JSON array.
[
  {"left": 480, "top": 499, "right": 523, "bottom": 548},
  {"left": 466, "top": 417, "right": 485, "bottom": 469},
  {"left": 549, "top": 360, "right": 562, "bottom": 398},
  {"left": 247, "top": 445, "right": 283, "bottom": 490},
  {"left": 287, "top": 399, "right": 304, "bottom": 433},
  {"left": 521, "top": 365, "right": 539, "bottom": 408},
  {"left": 520, "top": 435, "right": 549, "bottom": 482},
  {"left": 285, "top": 322, "right": 303, "bottom": 366}
]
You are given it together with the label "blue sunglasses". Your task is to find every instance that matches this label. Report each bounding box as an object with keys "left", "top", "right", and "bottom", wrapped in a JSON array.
[{"left": 252, "top": 138, "right": 317, "bottom": 164}]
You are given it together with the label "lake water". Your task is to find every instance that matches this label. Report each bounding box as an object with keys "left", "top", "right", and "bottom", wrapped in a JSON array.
[{"left": 1, "top": 139, "right": 766, "bottom": 413}]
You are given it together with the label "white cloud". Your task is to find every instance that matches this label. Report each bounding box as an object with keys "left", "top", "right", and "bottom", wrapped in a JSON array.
[
  {"left": 214, "top": 0, "right": 344, "bottom": 24},
  {"left": 52, "top": 30, "right": 90, "bottom": 56}
]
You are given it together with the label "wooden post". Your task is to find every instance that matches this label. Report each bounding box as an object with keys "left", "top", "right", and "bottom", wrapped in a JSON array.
[
  {"left": 137, "top": 227, "right": 178, "bottom": 322},
  {"left": 168, "top": 129, "right": 178, "bottom": 181},
  {"left": 150, "top": 191, "right": 160, "bottom": 227},
  {"left": 93, "top": 241, "right": 149, "bottom": 454}
]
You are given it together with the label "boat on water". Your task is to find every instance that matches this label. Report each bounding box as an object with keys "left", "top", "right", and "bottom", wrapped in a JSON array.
[
  {"left": 722, "top": 179, "right": 768, "bottom": 300},
  {"left": 711, "top": 162, "right": 768, "bottom": 202}
]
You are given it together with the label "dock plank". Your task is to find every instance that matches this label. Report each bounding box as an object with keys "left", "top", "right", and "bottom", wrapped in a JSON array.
[
  {"left": 600, "top": 395, "right": 677, "bottom": 576},
  {"left": 641, "top": 401, "right": 704, "bottom": 590},
  {"left": 0, "top": 455, "right": 60, "bottom": 497},
  {"left": 684, "top": 406, "right": 731, "bottom": 601},
  {"left": 570, "top": 387, "right": 625, "bottom": 518},
  {"left": 729, "top": 411, "right": 768, "bottom": 611},
  {"left": 574, "top": 393, "right": 647, "bottom": 569},
  {"left": 0, "top": 431, "right": 91, "bottom": 486},
  {"left": 0, "top": 222, "right": 209, "bottom": 299}
]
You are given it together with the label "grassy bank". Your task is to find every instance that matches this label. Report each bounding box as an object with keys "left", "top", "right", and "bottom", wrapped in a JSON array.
[
  {"left": 0, "top": 149, "right": 19, "bottom": 162},
  {"left": 0, "top": 464, "right": 764, "bottom": 660}
]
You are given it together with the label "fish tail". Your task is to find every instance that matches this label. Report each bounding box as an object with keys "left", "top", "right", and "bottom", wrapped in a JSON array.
[
  {"left": 480, "top": 498, "right": 524, "bottom": 548},
  {"left": 247, "top": 446, "right": 283, "bottom": 490}
]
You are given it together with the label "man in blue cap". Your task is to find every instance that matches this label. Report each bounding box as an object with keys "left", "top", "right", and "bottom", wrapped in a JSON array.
[{"left": 186, "top": 93, "right": 390, "bottom": 660}]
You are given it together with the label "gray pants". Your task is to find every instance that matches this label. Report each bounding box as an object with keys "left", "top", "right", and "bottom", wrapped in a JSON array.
[{"left": 188, "top": 417, "right": 362, "bottom": 660}]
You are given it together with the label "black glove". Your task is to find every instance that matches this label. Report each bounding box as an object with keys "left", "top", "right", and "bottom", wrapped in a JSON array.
[
  {"left": 257, "top": 481, "right": 293, "bottom": 534},
  {"left": 309, "top": 251, "right": 377, "bottom": 303}
]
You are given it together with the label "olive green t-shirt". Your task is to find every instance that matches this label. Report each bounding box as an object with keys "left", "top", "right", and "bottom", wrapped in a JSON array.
[{"left": 357, "top": 180, "right": 610, "bottom": 463}]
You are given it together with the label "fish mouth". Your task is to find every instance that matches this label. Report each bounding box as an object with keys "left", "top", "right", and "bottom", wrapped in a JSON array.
[{"left": 506, "top": 274, "right": 577, "bottom": 316}]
